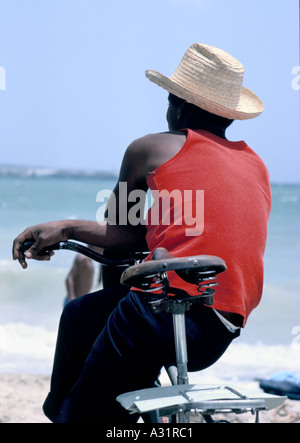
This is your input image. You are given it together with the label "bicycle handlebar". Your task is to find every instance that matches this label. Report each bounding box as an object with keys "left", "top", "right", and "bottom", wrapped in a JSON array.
[{"left": 20, "top": 240, "right": 149, "bottom": 267}]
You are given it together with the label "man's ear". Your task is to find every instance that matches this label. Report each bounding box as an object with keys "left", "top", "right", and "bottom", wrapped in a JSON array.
[{"left": 177, "top": 103, "right": 185, "bottom": 120}]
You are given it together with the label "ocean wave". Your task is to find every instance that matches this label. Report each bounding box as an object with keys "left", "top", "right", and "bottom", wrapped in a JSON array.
[
  {"left": 0, "top": 323, "right": 57, "bottom": 356},
  {"left": 0, "top": 259, "right": 15, "bottom": 269},
  {"left": 185, "top": 341, "right": 300, "bottom": 386},
  {"left": 0, "top": 322, "right": 299, "bottom": 380},
  {"left": 280, "top": 195, "right": 299, "bottom": 203},
  {"left": 0, "top": 323, "right": 57, "bottom": 374}
]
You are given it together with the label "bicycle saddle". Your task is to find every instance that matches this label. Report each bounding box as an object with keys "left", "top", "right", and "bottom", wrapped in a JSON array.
[{"left": 120, "top": 247, "right": 226, "bottom": 288}]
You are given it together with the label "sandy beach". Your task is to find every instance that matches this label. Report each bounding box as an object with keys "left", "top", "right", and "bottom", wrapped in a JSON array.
[
  {"left": 0, "top": 373, "right": 51, "bottom": 423},
  {"left": 0, "top": 373, "right": 300, "bottom": 424}
]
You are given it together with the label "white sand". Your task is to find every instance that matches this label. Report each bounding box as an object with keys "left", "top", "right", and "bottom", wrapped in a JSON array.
[
  {"left": 0, "top": 372, "right": 300, "bottom": 423},
  {"left": 0, "top": 373, "right": 51, "bottom": 423}
]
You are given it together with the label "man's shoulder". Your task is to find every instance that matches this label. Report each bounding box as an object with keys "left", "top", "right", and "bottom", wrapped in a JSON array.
[
  {"left": 128, "top": 131, "right": 186, "bottom": 153},
  {"left": 129, "top": 131, "right": 172, "bottom": 146}
]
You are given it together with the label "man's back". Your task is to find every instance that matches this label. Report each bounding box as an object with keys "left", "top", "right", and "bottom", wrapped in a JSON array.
[{"left": 144, "top": 129, "right": 272, "bottom": 326}]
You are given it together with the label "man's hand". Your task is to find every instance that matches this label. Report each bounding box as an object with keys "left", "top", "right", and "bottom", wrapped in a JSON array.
[{"left": 12, "top": 221, "right": 69, "bottom": 269}]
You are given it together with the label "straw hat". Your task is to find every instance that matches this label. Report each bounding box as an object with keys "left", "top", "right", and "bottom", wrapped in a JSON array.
[{"left": 145, "top": 43, "right": 264, "bottom": 120}]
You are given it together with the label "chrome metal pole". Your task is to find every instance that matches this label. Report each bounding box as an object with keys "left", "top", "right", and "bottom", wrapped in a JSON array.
[
  {"left": 173, "top": 309, "right": 190, "bottom": 423},
  {"left": 173, "top": 312, "right": 189, "bottom": 385}
]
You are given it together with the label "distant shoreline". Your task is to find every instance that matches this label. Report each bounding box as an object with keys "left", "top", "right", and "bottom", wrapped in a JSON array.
[
  {"left": 0, "top": 164, "right": 118, "bottom": 180},
  {"left": 1, "top": 165, "right": 299, "bottom": 186}
]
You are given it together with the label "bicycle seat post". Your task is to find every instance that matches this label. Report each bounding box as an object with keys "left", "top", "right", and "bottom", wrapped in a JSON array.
[
  {"left": 170, "top": 300, "right": 191, "bottom": 423},
  {"left": 170, "top": 301, "right": 189, "bottom": 385}
]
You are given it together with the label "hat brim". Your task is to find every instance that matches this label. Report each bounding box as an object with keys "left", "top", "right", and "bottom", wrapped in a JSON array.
[{"left": 145, "top": 70, "right": 264, "bottom": 120}]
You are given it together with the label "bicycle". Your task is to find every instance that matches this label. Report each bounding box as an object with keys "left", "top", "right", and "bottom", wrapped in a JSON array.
[{"left": 20, "top": 240, "right": 286, "bottom": 423}]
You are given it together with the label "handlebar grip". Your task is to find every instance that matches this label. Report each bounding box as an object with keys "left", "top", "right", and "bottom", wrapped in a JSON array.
[{"left": 20, "top": 240, "right": 61, "bottom": 254}]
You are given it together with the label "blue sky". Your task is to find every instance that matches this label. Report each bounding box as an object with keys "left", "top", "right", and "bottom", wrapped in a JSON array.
[{"left": 0, "top": 0, "right": 299, "bottom": 183}]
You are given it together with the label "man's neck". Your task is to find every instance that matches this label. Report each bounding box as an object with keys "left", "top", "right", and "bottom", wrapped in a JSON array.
[{"left": 189, "top": 124, "right": 227, "bottom": 140}]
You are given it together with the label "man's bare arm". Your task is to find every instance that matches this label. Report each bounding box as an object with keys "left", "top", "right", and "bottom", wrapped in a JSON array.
[{"left": 12, "top": 139, "right": 149, "bottom": 268}]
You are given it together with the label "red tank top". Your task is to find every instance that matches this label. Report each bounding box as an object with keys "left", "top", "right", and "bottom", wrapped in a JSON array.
[{"left": 145, "top": 130, "right": 271, "bottom": 326}]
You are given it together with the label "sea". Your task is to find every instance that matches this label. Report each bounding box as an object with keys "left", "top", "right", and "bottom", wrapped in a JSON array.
[{"left": 0, "top": 168, "right": 299, "bottom": 385}]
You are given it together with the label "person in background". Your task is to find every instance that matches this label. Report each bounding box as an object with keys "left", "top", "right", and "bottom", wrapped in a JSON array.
[
  {"left": 64, "top": 254, "right": 95, "bottom": 306},
  {"left": 64, "top": 246, "right": 105, "bottom": 306}
]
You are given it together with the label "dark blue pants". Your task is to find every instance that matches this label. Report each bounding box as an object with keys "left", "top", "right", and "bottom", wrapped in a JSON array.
[{"left": 43, "top": 285, "right": 239, "bottom": 423}]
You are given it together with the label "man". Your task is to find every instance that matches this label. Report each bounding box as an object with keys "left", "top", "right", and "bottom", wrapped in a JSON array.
[
  {"left": 64, "top": 254, "right": 94, "bottom": 305},
  {"left": 64, "top": 245, "right": 104, "bottom": 306},
  {"left": 12, "top": 44, "right": 271, "bottom": 423}
]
